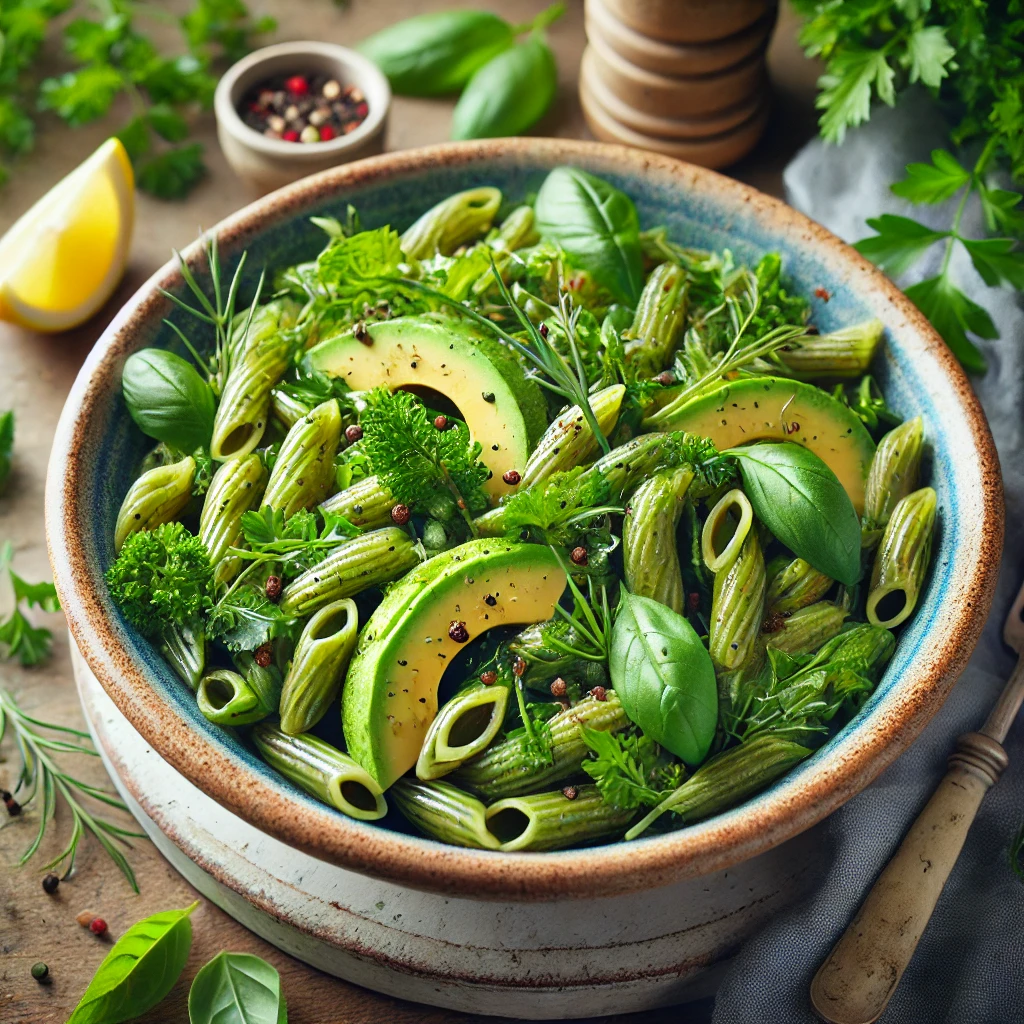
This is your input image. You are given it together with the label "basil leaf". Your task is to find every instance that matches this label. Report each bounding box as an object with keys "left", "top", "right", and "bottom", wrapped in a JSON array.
[
  {"left": 609, "top": 591, "right": 718, "bottom": 766},
  {"left": 452, "top": 36, "right": 557, "bottom": 140},
  {"left": 189, "top": 952, "right": 286, "bottom": 1024},
  {"left": 358, "top": 11, "right": 513, "bottom": 96},
  {"left": 728, "top": 442, "right": 861, "bottom": 587},
  {"left": 535, "top": 167, "right": 643, "bottom": 306},
  {"left": 122, "top": 348, "right": 215, "bottom": 454},
  {"left": 67, "top": 902, "right": 197, "bottom": 1024}
]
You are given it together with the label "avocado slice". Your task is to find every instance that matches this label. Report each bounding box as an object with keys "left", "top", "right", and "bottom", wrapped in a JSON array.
[
  {"left": 342, "top": 540, "right": 566, "bottom": 789},
  {"left": 649, "top": 377, "right": 875, "bottom": 513},
  {"left": 306, "top": 314, "right": 547, "bottom": 504}
]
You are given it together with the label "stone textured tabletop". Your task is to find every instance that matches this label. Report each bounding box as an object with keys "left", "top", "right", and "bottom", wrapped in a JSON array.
[{"left": 0, "top": 2, "right": 817, "bottom": 1021}]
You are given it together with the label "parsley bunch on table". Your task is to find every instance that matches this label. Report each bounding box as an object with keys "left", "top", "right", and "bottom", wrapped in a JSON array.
[
  {"left": 793, "top": 0, "right": 1024, "bottom": 372},
  {"left": 0, "top": 0, "right": 275, "bottom": 197}
]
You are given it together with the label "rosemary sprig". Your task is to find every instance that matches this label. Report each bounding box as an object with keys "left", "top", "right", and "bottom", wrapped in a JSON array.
[
  {"left": 159, "top": 234, "right": 265, "bottom": 393},
  {"left": 1011, "top": 820, "right": 1024, "bottom": 883},
  {"left": 0, "top": 688, "right": 143, "bottom": 891}
]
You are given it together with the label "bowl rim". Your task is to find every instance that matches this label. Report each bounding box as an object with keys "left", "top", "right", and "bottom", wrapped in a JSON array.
[
  {"left": 46, "top": 138, "right": 1004, "bottom": 901},
  {"left": 213, "top": 40, "right": 391, "bottom": 159}
]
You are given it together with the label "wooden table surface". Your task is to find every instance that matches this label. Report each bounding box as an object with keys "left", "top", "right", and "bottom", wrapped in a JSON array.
[{"left": 0, "top": 3, "right": 819, "bottom": 1021}]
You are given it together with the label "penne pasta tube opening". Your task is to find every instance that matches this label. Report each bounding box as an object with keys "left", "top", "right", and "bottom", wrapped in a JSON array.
[
  {"left": 417, "top": 686, "right": 509, "bottom": 779},
  {"left": 198, "top": 669, "right": 267, "bottom": 727},
  {"left": 866, "top": 583, "right": 915, "bottom": 629},
  {"left": 326, "top": 771, "right": 388, "bottom": 821},
  {"left": 702, "top": 489, "right": 753, "bottom": 573}
]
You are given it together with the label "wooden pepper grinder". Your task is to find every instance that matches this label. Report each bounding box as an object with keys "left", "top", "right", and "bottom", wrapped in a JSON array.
[{"left": 580, "top": 0, "right": 777, "bottom": 168}]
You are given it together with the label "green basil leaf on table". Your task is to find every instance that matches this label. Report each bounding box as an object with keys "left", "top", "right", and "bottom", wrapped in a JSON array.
[
  {"left": 0, "top": 409, "right": 13, "bottom": 492},
  {"left": 189, "top": 952, "right": 287, "bottom": 1024},
  {"left": 452, "top": 35, "right": 557, "bottom": 141},
  {"left": 67, "top": 902, "right": 198, "bottom": 1024},
  {"left": 609, "top": 590, "right": 718, "bottom": 766},
  {"left": 122, "top": 348, "right": 215, "bottom": 454},
  {"left": 534, "top": 167, "right": 644, "bottom": 306},
  {"left": 357, "top": 11, "right": 514, "bottom": 96},
  {"left": 727, "top": 441, "right": 861, "bottom": 587}
]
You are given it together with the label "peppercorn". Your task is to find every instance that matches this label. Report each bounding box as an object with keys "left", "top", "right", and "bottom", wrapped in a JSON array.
[
  {"left": 354, "top": 321, "right": 370, "bottom": 344},
  {"left": 549, "top": 678, "right": 567, "bottom": 697},
  {"left": 570, "top": 546, "right": 588, "bottom": 566},
  {"left": 282, "top": 129, "right": 300, "bottom": 143},
  {"left": 480, "top": 670, "right": 497, "bottom": 686},
  {"left": 76, "top": 910, "right": 95, "bottom": 927},
  {"left": 390, "top": 503, "right": 411, "bottom": 525},
  {"left": 511, "top": 655, "right": 526, "bottom": 677},
  {"left": 89, "top": 917, "right": 108, "bottom": 936},
  {"left": 284, "top": 75, "right": 308, "bottom": 95},
  {"left": 2, "top": 788, "right": 21, "bottom": 816},
  {"left": 31, "top": 962, "right": 49, "bottom": 981},
  {"left": 448, "top": 620, "right": 470, "bottom": 644},
  {"left": 265, "top": 575, "right": 283, "bottom": 602},
  {"left": 322, "top": 79, "right": 342, "bottom": 100},
  {"left": 562, "top": 786, "right": 578, "bottom": 800},
  {"left": 433, "top": 414, "right": 449, "bottom": 431},
  {"left": 539, "top": 323, "right": 549, "bottom": 338},
  {"left": 687, "top": 591, "right": 701, "bottom": 613},
  {"left": 345, "top": 423, "right": 363, "bottom": 443},
  {"left": 319, "top": 124, "right": 336, "bottom": 142},
  {"left": 590, "top": 685, "right": 607, "bottom": 702},
  {"left": 654, "top": 371, "right": 675, "bottom": 386},
  {"left": 483, "top": 594, "right": 497, "bottom": 606},
  {"left": 254, "top": 643, "right": 273, "bottom": 669},
  {"left": 502, "top": 469, "right": 521, "bottom": 485},
  {"left": 42, "top": 872, "right": 60, "bottom": 895}
]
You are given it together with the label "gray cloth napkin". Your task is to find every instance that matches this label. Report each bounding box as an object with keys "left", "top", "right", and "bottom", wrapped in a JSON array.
[{"left": 712, "top": 90, "right": 1024, "bottom": 1024}]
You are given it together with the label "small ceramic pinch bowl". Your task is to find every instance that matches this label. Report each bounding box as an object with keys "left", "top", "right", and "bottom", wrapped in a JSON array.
[
  {"left": 215, "top": 40, "right": 390, "bottom": 195},
  {"left": 47, "top": 140, "right": 1003, "bottom": 1018}
]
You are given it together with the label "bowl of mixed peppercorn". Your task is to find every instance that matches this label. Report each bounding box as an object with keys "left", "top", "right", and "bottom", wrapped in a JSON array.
[{"left": 215, "top": 40, "right": 390, "bottom": 194}]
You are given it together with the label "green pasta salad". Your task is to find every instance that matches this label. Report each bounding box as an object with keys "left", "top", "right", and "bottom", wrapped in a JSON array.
[{"left": 106, "top": 167, "right": 936, "bottom": 851}]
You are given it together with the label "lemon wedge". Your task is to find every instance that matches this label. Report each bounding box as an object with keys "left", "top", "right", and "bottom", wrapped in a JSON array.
[{"left": 0, "top": 138, "right": 134, "bottom": 332}]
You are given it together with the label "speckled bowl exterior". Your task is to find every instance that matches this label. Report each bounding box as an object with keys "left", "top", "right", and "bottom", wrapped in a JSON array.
[{"left": 46, "top": 139, "right": 1003, "bottom": 901}]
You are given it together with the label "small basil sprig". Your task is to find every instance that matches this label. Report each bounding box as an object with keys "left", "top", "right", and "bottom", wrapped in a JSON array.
[
  {"left": 357, "top": 10, "right": 514, "bottom": 96},
  {"left": 535, "top": 167, "right": 644, "bottom": 306},
  {"left": 609, "top": 591, "right": 718, "bottom": 766},
  {"left": 67, "top": 903, "right": 198, "bottom": 1024},
  {"left": 727, "top": 442, "right": 861, "bottom": 587},
  {"left": 122, "top": 348, "right": 215, "bottom": 455},
  {"left": 189, "top": 952, "right": 286, "bottom": 1024},
  {"left": 452, "top": 34, "right": 557, "bottom": 141}
]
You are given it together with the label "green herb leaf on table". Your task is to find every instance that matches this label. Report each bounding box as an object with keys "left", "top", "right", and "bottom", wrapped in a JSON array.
[
  {"left": 853, "top": 215, "right": 950, "bottom": 277},
  {"left": 188, "top": 951, "right": 287, "bottom": 1024},
  {"left": 67, "top": 903, "right": 198, "bottom": 1024},
  {"left": 0, "top": 542, "right": 60, "bottom": 667},
  {"left": 727, "top": 442, "right": 861, "bottom": 588},
  {"left": 609, "top": 591, "right": 718, "bottom": 767},
  {"left": 960, "top": 237, "right": 1024, "bottom": 290},
  {"left": 136, "top": 143, "right": 207, "bottom": 201},
  {"left": 902, "top": 275, "right": 994, "bottom": 374},
  {"left": 452, "top": 33, "right": 557, "bottom": 141},
  {"left": 122, "top": 348, "right": 216, "bottom": 454},
  {"left": 0, "top": 410, "right": 13, "bottom": 492},
  {"left": 535, "top": 166, "right": 644, "bottom": 307},
  {"left": 890, "top": 150, "right": 970, "bottom": 205},
  {"left": 814, "top": 46, "right": 896, "bottom": 145}
]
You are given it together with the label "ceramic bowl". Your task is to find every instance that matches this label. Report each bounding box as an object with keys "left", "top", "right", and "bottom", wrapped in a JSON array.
[
  {"left": 47, "top": 139, "right": 1002, "bottom": 907},
  {"left": 214, "top": 41, "right": 390, "bottom": 195}
]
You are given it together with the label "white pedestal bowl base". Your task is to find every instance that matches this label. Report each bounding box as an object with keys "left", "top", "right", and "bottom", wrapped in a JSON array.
[{"left": 73, "top": 641, "right": 827, "bottom": 1019}]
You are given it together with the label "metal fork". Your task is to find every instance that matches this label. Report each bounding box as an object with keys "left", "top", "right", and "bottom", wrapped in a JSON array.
[{"left": 810, "top": 577, "right": 1024, "bottom": 1024}]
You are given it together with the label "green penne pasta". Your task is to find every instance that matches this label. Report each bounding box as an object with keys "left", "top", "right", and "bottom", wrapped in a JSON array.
[
  {"left": 455, "top": 692, "right": 628, "bottom": 801},
  {"left": 778, "top": 319, "right": 884, "bottom": 377},
  {"left": 623, "top": 466, "right": 695, "bottom": 613},
  {"left": 233, "top": 650, "right": 284, "bottom": 718},
  {"left": 263, "top": 399, "right": 343, "bottom": 517},
  {"left": 494, "top": 204, "right": 539, "bottom": 250},
  {"left": 623, "top": 262, "right": 687, "bottom": 378},
  {"left": 252, "top": 724, "right": 387, "bottom": 821},
  {"left": 160, "top": 620, "right": 206, "bottom": 691},
  {"left": 199, "top": 453, "right": 267, "bottom": 586},
  {"left": 765, "top": 557, "right": 834, "bottom": 614},
  {"left": 279, "top": 527, "right": 422, "bottom": 616},
  {"left": 486, "top": 785, "right": 636, "bottom": 852},
  {"left": 523, "top": 384, "right": 625, "bottom": 486},
  {"left": 197, "top": 668, "right": 274, "bottom": 727},
  {"left": 114, "top": 456, "right": 195, "bottom": 551},
  {"left": 211, "top": 300, "right": 301, "bottom": 461},
  {"left": 765, "top": 601, "right": 848, "bottom": 655},
  {"left": 709, "top": 531, "right": 766, "bottom": 670},
  {"left": 862, "top": 416, "right": 924, "bottom": 546},
  {"left": 319, "top": 474, "right": 396, "bottom": 529},
  {"left": 279, "top": 598, "right": 359, "bottom": 735},
  {"left": 867, "top": 486, "right": 937, "bottom": 628},
  {"left": 627, "top": 734, "right": 812, "bottom": 839},
  {"left": 416, "top": 684, "right": 509, "bottom": 780},
  {"left": 401, "top": 186, "right": 502, "bottom": 259},
  {"left": 702, "top": 488, "right": 754, "bottom": 574},
  {"left": 391, "top": 779, "right": 499, "bottom": 849},
  {"left": 269, "top": 387, "right": 311, "bottom": 431}
]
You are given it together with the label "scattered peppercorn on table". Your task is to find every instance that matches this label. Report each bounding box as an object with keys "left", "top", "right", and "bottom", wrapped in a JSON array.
[{"left": 0, "top": 1, "right": 817, "bottom": 1021}]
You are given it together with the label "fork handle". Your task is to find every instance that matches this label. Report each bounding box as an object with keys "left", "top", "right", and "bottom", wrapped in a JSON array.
[{"left": 809, "top": 731, "right": 1008, "bottom": 1024}]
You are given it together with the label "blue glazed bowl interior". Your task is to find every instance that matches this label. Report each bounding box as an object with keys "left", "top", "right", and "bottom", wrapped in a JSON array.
[{"left": 77, "top": 146, "right": 990, "bottom": 856}]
